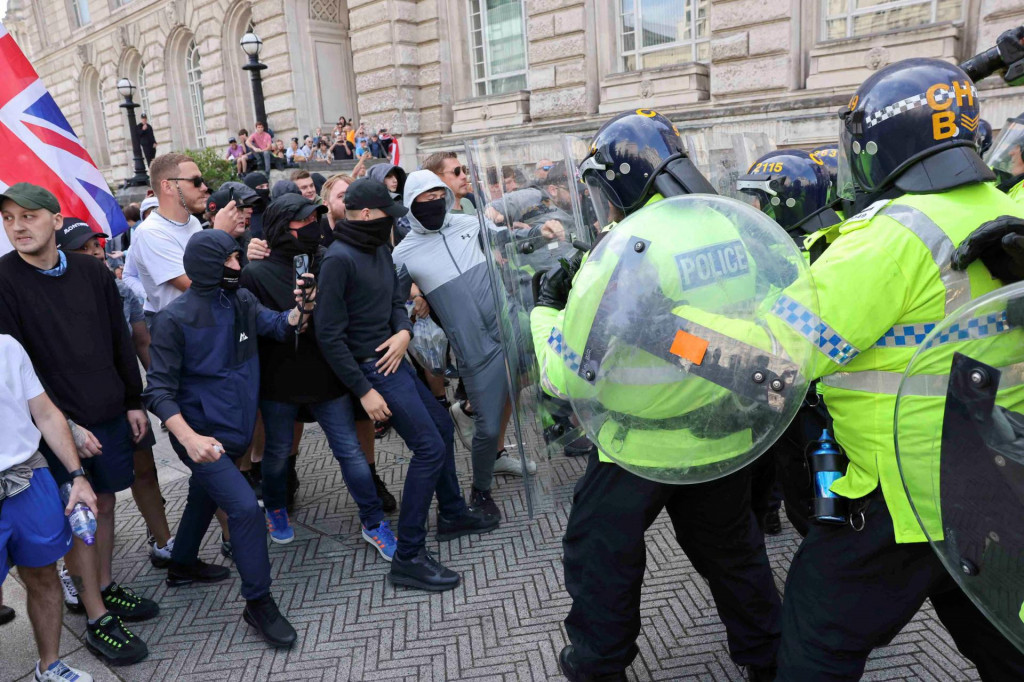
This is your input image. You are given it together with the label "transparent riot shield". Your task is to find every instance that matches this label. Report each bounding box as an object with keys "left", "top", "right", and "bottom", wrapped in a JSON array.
[
  {"left": 464, "top": 136, "right": 599, "bottom": 515},
  {"left": 561, "top": 194, "right": 818, "bottom": 484},
  {"left": 687, "top": 133, "right": 774, "bottom": 199},
  {"left": 896, "top": 282, "right": 1024, "bottom": 652}
]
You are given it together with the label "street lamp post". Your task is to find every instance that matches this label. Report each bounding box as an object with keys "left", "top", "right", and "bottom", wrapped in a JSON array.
[
  {"left": 117, "top": 77, "right": 150, "bottom": 187},
  {"left": 240, "top": 31, "right": 268, "bottom": 127}
]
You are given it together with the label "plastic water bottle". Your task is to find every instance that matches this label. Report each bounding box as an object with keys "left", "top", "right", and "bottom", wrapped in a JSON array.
[
  {"left": 809, "top": 429, "right": 848, "bottom": 525},
  {"left": 60, "top": 482, "right": 97, "bottom": 545}
]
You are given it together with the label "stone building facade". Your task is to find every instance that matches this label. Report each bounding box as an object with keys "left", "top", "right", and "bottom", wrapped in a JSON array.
[{"left": 6, "top": 0, "right": 1024, "bottom": 185}]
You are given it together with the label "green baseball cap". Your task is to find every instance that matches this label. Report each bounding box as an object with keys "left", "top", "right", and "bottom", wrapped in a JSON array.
[{"left": 0, "top": 183, "right": 60, "bottom": 214}]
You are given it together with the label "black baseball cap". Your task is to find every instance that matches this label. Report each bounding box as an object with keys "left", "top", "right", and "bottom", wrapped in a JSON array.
[
  {"left": 268, "top": 193, "right": 327, "bottom": 222},
  {"left": 56, "top": 216, "right": 108, "bottom": 251},
  {"left": 0, "top": 182, "right": 60, "bottom": 214},
  {"left": 344, "top": 178, "right": 408, "bottom": 217},
  {"left": 208, "top": 185, "right": 261, "bottom": 213}
]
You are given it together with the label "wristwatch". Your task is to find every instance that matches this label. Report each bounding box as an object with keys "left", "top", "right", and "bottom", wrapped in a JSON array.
[{"left": 67, "top": 468, "right": 87, "bottom": 480}]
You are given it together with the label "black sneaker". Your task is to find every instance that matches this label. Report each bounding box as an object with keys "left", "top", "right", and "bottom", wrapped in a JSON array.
[
  {"left": 243, "top": 595, "right": 297, "bottom": 648},
  {"left": 166, "top": 560, "right": 231, "bottom": 587},
  {"left": 436, "top": 505, "right": 500, "bottom": 542},
  {"left": 564, "top": 435, "right": 597, "bottom": 458},
  {"left": 374, "top": 420, "right": 391, "bottom": 439},
  {"left": 761, "top": 509, "right": 782, "bottom": 536},
  {"left": 389, "top": 548, "right": 460, "bottom": 592},
  {"left": 85, "top": 613, "right": 149, "bottom": 666},
  {"left": 470, "top": 486, "right": 501, "bottom": 521},
  {"left": 101, "top": 583, "right": 159, "bottom": 622},
  {"left": 0, "top": 604, "right": 14, "bottom": 625},
  {"left": 374, "top": 471, "right": 398, "bottom": 513},
  {"left": 558, "top": 645, "right": 627, "bottom": 682}
]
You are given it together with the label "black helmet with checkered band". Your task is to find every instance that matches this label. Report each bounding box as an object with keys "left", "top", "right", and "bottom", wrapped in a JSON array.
[{"left": 838, "top": 58, "right": 994, "bottom": 199}]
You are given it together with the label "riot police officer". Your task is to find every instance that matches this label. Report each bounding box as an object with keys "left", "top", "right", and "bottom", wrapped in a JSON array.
[
  {"left": 532, "top": 111, "right": 782, "bottom": 682},
  {"left": 985, "top": 113, "right": 1024, "bottom": 203},
  {"left": 766, "top": 58, "right": 1024, "bottom": 680}
]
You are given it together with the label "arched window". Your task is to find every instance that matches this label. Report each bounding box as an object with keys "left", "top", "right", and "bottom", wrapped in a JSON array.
[
  {"left": 137, "top": 61, "right": 152, "bottom": 116},
  {"left": 79, "top": 67, "right": 110, "bottom": 167},
  {"left": 186, "top": 39, "right": 206, "bottom": 147}
]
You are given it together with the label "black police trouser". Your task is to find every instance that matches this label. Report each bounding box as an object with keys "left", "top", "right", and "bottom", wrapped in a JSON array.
[
  {"left": 563, "top": 451, "right": 782, "bottom": 675},
  {"left": 778, "top": 489, "right": 1024, "bottom": 681}
]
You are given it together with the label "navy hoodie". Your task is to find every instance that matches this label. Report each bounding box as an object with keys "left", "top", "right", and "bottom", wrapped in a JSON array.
[{"left": 144, "top": 230, "right": 294, "bottom": 455}]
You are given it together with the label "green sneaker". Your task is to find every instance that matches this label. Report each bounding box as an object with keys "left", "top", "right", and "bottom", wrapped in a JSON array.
[
  {"left": 101, "top": 583, "right": 159, "bottom": 622},
  {"left": 85, "top": 614, "right": 148, "bottom": 666}
]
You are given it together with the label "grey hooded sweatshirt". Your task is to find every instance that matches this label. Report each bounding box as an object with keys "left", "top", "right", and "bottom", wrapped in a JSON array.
[{"left": 393, "top": 171, "right": 510, "bottom": 376}]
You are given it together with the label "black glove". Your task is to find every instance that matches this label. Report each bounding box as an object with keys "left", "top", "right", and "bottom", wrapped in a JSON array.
[
  {"left": 952, "top": 216, "right": 1024, "bottom": 284},
  {"left": 535, "top": 250, "right": 584, "bottom": 311}
]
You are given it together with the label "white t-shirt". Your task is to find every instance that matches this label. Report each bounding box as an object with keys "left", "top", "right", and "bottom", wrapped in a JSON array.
[
  {"left": 130, "top": 210, "right": 202, "bottom": 313},
  {"left": 0, "top": 334, "right": 46, "bottom": 471}
]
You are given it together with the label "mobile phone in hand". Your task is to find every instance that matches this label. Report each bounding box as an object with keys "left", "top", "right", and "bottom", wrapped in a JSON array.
[{"left": 294, "top": 254, "right": 310, "bottom": 289}]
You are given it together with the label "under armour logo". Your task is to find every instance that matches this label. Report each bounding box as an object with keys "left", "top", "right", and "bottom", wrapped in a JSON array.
[
  {"left": 461, "top": 233, "right": 472, "bottom": 240},
  {"left": 239, "top": 332, "right": 249, "bottom": 342}
]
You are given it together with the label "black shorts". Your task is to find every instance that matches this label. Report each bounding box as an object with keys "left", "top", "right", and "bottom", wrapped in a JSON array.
[{"left": 41, "top": 414, "right": 135, "bottom": 494}]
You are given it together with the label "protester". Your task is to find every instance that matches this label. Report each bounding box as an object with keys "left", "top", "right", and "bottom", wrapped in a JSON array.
[
  {"left": 291, "top": 170, "right": 318, "bottom": 202},
  {"left": 144, "top": 229, "right": 313, "bottom": 647},
  {"left": 0, "top": 333, "right": 102, "bottom": 681},
  {"left": 421, "top": 152, "right": 475, "bottom": 213},
  {"left": 137, "top": 113, "right": 157, "bottom": 168},
  {"left": 243, "top": 171, "right": 271, "bottom": 239},
  {"left": 240, "top": 194, "right": 398, "bottom": 555},
  {"left": 0, "top": 183, "right": 156, "bottom": 666},
  {"left": 315, "top": 178, "right": 497, "bottom": 592},
  {"left": 55, "top": 218, "right": 174, "bottom": 566},
  {"left": 366, "top": 163, "right": 408, "bottom": 244}
]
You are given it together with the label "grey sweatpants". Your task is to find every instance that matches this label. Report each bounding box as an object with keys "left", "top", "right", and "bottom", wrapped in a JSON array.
[{"left": 460, "top": 352, "right": 510, "bottom": 491}]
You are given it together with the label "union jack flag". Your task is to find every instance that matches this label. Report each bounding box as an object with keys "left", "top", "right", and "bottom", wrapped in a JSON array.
[{"left": 0, "top": 22, "right": 128, "bottom": 238}]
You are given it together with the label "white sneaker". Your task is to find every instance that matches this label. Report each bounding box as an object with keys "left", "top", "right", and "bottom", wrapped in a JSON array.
[
  {"left": 149, "top": 536, "right": 174, "bottom": 568},
  {"left": 35, "top": 660, "right": 93, "bottom": 682},
  {"left": 493, "top": 450, "right": 538, "bottom": 477},
  {"left": 58, "top": 566, "right": 82, "bottom": 614},
  {"left": 449, "top": 401, "right": 475, "bottom": 450}
]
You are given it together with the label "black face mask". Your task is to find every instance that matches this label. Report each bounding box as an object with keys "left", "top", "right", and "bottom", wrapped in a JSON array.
[
  {"left": 333, "top": 216, "right": 394, "bottom": 251},
  {"left": 296, "top": 222, "right": 322, "bottom": 251},
  {"left": 255, "top": 188, "right": 271, "bottom": 202},
  {"left": 221, "top": 265, "right": 241, "bottom": 290},
  {"left": 411, "top": 197, "right": 447, "bottom": 231}
]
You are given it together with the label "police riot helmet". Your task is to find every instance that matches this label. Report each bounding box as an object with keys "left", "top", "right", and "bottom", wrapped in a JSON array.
[
  {"left": 838, "top": 58, "right": 994, "bottom": 199},
  {"left": 976, "top": 118, "right": 994, "bottom": 156},
  {"left": 579, "top": 110, "right": 714, "bottom": 226},
  {"left": 809, "top": 145, "right": 839, "bottom": 201},
  {"left": 984, "top": 114, "right": 1024, "bottom": 192},
  {"left": 736, "top": 150, "right": 832, "bottom": 234}
]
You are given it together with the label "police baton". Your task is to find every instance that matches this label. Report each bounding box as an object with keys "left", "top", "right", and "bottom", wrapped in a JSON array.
[{"left": 959, "top": 26, "right": 1024, "bottom": 86}]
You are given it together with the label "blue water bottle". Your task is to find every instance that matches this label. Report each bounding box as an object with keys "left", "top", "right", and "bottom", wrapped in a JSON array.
[
  {"left": 60, "top": 482, "right": 97, "bottom": 545},
  {"left": 809, "top": 429, "right": 848, "bottom": 525}
]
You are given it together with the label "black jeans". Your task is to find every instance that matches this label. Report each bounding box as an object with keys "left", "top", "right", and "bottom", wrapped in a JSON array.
[
  {"left": 778, "top": 489, "right": 1024, "bottom": 681},
  {"left": 563, "top": 452, "right": 781, "bottom": 676}
]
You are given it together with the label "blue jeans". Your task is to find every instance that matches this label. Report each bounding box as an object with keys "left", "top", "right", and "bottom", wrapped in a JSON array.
[
  {"left": 360, "top": 361, "right": 466, "bottom": 559},
  {"left": 169, "top": 435, "right": 271, "bottom": 600},
  {"left": 259, "top": 396, "right": 383, "bottom": 528}
]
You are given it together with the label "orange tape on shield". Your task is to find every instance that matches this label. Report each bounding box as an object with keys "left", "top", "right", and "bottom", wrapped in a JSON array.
[{"left": 669, "top": 329, "right": 708, "bottom": 365}]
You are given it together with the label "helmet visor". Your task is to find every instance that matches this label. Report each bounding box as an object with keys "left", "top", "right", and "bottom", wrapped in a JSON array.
[
  {"left": 583, "top": 172, "right": 625, "bottom": 229},
  {"left": 837, "top": 118, "right": 857, "bottom": 201},
  {"left": 984, "top": 118, "right": 1024, "bottom": 180}
]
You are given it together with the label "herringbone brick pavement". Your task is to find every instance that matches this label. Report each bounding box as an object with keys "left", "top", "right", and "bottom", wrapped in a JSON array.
[{"left": 6, "top": 423, "right": 980, "bottom": 681}]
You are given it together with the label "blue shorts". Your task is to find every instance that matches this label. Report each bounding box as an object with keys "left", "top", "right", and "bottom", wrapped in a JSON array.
[
  {"left": 42, "top": 415, "right": 136, "bottom": 494},
  {"left": 0, "top": 468, "right": 73, "bottom": 584}
]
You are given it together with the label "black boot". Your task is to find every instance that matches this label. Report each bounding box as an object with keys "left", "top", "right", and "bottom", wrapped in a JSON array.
[
  {"left": 370, "top": 463, "right": 397, "bottom": 513},
  {"left": 470, "top": 486, "right": 501, "bottom": 520},
  {"left": 243, "top": 594, "right": 297, "bottom": 648},
  {"left": 389, "top": 548, "right": 460, "bottom": 592},
  {"left": 557, "top": 646, "right": 628, "bottom": 682},
  {"left": 166, "top": 560, "right": 232, "bottom": 587},
  {"left": 436, "top": 505, "right": 499, "bottom": 541},
  {"left": 761, "top": 508, "right": 782, "bottom": 536}
]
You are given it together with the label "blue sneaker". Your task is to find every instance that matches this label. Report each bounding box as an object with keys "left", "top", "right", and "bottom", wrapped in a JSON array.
[
  {"left": 265, "top": 508, "right": 294, "bottom": 544},
  {"left": 362, "top": 520, "right": 397, "bottom": 562}
]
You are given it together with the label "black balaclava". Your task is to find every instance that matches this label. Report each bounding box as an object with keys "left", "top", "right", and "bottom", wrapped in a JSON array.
[
  {"left": 334, "top": 216, "right": 394, "bottom": 251},
  {"left": 244, "top": 172, "right": 271, "bottom": 203},
  {"left": 183, "top": 230, "right": 242, "bottom": 296},
  {"left": 263, "top": 195, "right": 326, "bottom": 263},
  {"left": 411, "top": 198, "right": 447, "bottom": 230}
]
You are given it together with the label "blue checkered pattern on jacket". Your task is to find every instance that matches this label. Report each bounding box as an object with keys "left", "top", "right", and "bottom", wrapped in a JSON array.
[
  {"left": 770, "top": 296, "right": 860, "bottom": 365},
  {"left": 873, "top": 312, "right": 1009, "bottom": 350},
  {"left": 549, "top": 329, "right": 582, "bottom": 373}
]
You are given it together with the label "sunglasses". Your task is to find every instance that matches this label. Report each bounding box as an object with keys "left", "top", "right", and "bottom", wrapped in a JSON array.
[
  {"left": 540, "top": 165, "right": 553, "bottom": 171},
  {"left": 168, "top": 176, "right": 206, "bottom": 188},
  {"left": 446, "top": 166, "right": 464, "bottom": 177}
]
